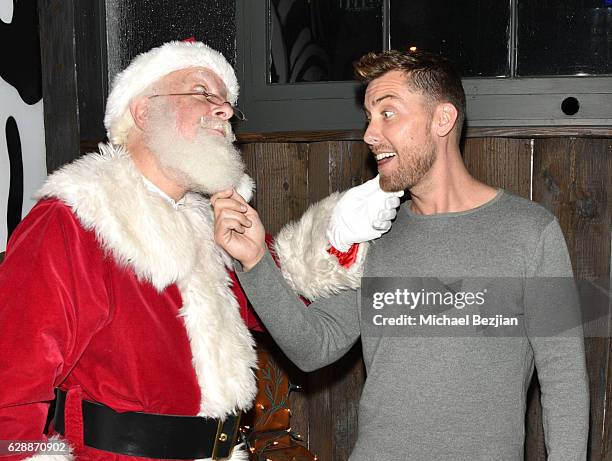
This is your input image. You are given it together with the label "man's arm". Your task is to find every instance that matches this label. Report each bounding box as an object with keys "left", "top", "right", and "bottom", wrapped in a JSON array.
[
  {"left": 212, "top": 190, "right": 360, "bottom": 372},
  {"left": 526, "top": 218, "right": 589, "bottom": 460},
  {"left": 236, "top": 250, "right": 360, "bottom": 372}
]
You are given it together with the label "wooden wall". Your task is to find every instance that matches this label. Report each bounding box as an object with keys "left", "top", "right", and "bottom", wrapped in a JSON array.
[{"left": 239, "top": 136, "right": 612, "bottom": 461}]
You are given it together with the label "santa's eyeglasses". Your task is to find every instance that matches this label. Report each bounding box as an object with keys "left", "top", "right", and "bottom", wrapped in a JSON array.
[{"left": 148, "top": 90, "right": 247, "bottom": 122}]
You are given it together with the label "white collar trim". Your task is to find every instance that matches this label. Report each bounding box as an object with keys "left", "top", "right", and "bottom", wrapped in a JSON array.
[{"left": 141, "top": 175, "right": 186, "bottom": 210}]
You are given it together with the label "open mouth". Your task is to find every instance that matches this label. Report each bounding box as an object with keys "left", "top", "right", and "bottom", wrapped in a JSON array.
[
  {"left": 375, "top": 152, "right": 396, "bottom": 161},
  {"left": 374, "top": 152, "right": 397, "bottom": 168}
]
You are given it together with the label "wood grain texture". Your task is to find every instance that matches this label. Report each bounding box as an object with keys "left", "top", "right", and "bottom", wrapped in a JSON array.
[
  {"left": 463, "top": 138, "right": 532, "bottom": 198},
  {"left": 532, "top": 138, "right": 612, "bottom": 461},
  {"left": 241, "top": 143, "right": 309, "bottom": 235},
  {"left": 327, "top": 141, "right": 376, "bottom": 192},
  {"left": 524, "top": 372, "right": 547, "bottom": 461},
  {"left": 307, "top": 142, "right": 333, "bottom": 203},
  {"left": 306, "top": 347, "right": 366, "bottom": 461}
]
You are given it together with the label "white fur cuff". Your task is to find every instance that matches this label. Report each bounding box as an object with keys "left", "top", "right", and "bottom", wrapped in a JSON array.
[{"left": 273, "top": 192, "right": 367, "bottom": 301}]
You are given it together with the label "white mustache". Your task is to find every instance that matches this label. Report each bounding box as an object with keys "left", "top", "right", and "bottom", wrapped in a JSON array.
[{"left": 200, "top": 116, "right": 232, "bottom": 139}]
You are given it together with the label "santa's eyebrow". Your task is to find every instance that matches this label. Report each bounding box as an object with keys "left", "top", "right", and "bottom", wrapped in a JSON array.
[
  {"left": 185, "top": 73, "right": 212, "bottom": 89},
  {"left": 189, "top": 79, "right": 209, "bottom": 90}
]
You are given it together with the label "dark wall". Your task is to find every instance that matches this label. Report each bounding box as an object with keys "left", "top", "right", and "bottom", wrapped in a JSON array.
[
  {"left": 40, "top": 0, "right": 237, "bottom": 173},
  {"left": 106, "top": 0, "right": 236, "bottom": 79}
]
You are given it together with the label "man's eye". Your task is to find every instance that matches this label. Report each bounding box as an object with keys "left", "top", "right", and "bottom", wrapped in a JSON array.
[
  {"left": 193, "top": 86, "right": 208, "bottom": 96},
  {"left": 382, "top": 111, "right": 394, "bottom": 119}
]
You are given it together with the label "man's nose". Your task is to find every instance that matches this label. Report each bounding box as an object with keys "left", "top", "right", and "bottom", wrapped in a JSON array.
[
  {"left": 211, "top": 103, "right": 234, "bottom": 121},
  {"left": 363, "top": 122, "right": 380, "bottom": 146}
]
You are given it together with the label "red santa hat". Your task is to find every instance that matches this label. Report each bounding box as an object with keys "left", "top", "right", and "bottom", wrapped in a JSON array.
[{"left": 104, "top": 40, "right": 239, "bottom": 144}]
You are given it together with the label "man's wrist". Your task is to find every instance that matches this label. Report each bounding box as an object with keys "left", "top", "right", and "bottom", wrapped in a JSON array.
[{"left": 242, "top": 248, "right": 266, "bottom": 272}]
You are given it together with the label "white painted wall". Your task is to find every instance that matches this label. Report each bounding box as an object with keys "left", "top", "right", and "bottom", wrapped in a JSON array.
[{"left": 0, "top": 0, "right": 47, "bottom": 252}]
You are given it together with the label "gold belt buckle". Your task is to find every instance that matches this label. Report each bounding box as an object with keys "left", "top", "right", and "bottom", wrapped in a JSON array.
[{"left": 211, "top": 412, "right": 242, "bottom": 460}]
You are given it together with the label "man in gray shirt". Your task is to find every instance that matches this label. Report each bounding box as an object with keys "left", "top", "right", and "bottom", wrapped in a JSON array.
[{"left": 212, "top": 50, "right": 589, "bottom": 460}]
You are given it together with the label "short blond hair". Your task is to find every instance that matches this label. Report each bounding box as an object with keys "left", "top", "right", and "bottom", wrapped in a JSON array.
[{"left": 355, "top": 50, "right": 466, "bottom": 137}]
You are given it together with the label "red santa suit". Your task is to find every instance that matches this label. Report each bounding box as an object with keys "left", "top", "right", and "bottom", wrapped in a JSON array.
[{"left": 0, "top": 144, "right": 262, "bottom": 460}]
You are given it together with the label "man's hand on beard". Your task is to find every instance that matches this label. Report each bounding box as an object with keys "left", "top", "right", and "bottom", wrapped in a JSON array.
[{"left": 212, "top": 189, "right": 266, "bottom": 271}]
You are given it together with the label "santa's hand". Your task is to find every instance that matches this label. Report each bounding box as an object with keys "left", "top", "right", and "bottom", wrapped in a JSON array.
[
  {"left": 327, "top": 175, "right": 404, "bottom": 252},
  {"left": 212, "top": 189, "right": 266, "bottom": 271}
]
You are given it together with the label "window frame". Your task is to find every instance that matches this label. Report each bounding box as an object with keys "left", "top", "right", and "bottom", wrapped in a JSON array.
[{"left": 235, "top": 0, "right": 612, "bottom": 134}]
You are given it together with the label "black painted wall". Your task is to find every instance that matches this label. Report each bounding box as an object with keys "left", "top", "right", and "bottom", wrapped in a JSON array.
[
  {"left": 106, "top": 0, "right": 236, "bottom": 78},
  {"left": 39, "top": 0, "right": 237, "bottom": 173}
]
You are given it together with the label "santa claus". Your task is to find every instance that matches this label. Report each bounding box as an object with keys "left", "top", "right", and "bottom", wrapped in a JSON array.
[{"left": 0, "top": 40, "right": 402, "bottom": 460}]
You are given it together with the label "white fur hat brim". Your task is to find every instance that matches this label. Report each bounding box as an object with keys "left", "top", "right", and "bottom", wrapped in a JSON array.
[{"left": 104, "top": 41, "right": 238, "bottom": 143}]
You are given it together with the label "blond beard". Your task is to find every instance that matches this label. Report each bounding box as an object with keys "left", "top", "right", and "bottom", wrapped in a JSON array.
[
  {"left": 143, "top": 98, "right": 246, "bottom": 196},
  {"left": 379, "top": 135, "right": 437, "bottom": 192}
]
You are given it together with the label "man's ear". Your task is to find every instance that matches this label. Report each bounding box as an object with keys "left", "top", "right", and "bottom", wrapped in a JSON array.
[
  {"left": 129, "top": 96, "right": 149, "bottom": 132},
  {"left": 433, "top": 103, "right": 458, "bottom": 138}
]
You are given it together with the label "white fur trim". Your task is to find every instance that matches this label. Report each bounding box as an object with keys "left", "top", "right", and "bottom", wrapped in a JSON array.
[
  {"left": 235, "top": 173, "right": 255, "bottom": 203},
  {"left": 176, "top": 205, "right": 257, "bottom": 418},
  {"left": 37, "top": 144, "right": 257, "bottom": 418},
  {"left": 104, "top": 41, "right": 239, "bottom": 144},
  {"left": 22, "top": 435, "right": 74, "bottom": 461},
  {"left": 274, "top": 192, "right": 368, "bottom": 301}
]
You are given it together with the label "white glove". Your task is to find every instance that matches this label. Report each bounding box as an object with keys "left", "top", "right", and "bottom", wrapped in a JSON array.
[{"left": 327, "top": 175, "right": 404, "bottom": 252}]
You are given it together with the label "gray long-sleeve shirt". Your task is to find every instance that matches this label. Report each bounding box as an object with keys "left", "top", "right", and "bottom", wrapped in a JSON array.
[{"left": 238, "top": 189, "right": 589, "bottom": 460}]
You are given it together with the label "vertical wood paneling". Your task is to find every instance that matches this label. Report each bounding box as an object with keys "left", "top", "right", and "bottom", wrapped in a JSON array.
[
  {"left": 307, "top": 142, "right": 333, "bottom": 202},
  {"left": 327, "top": 141, "right": 375, "bottom": 192},
  {"left": 306, "top": 340, "right": 365, "bottom": 461},
  {"left": 329, "top": 346, "right": 365, "bottom": 461},
  {"left": 463, "top": 138, "right": 532, "bottom": 198},
  {"left": 241, "top": 143, "right": 309, "bottom": 235},
  {"left": 524, "top": 374, "right": 547, "bottom": 461},
  {"left": 533, "top": 138, "right": 612, "bottom": 461}
]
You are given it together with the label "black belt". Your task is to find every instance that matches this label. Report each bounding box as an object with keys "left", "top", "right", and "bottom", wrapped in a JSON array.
[{"left": 54, "top": 389, "right": 242, "bottom": 460}]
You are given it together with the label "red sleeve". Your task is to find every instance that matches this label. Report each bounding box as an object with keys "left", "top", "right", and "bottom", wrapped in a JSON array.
[
  {"left": 0, "top": 199, "right": 108, "bottom": 453},
  {"left": 229, "top": 270, "right": 266, "bottom": 332}
]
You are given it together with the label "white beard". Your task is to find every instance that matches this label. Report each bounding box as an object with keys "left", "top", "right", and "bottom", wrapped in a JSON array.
[{"left": 144, "top": 102, "right": 247, "bottom": 196}]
